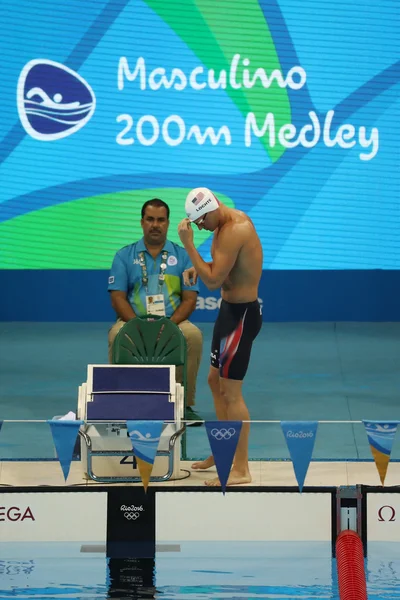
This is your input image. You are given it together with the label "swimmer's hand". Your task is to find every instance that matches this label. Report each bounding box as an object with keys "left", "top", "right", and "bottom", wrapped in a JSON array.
[
  {"left": 183, "top": 267, "right": 198, "bottom": 286},
  {"left": 178, "top": 218, "right": 194, "bottom": 247}
]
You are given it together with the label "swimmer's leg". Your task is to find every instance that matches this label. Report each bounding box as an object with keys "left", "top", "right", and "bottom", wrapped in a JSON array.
[
  {"left": 192, "top": 366, "right": 227, "bottom": 470},
  {"left": 205, "top": 377, "right": 251, "bottom": 487}
]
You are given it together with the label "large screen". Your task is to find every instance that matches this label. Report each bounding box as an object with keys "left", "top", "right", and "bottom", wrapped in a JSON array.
[{"left": 0, "top": 0, "right": 398, "bottom": 270}]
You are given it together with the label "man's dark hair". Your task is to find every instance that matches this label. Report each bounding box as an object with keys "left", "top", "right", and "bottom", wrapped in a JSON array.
[{"left": 141, "top": 198, "right": 170, "bottom": 219}]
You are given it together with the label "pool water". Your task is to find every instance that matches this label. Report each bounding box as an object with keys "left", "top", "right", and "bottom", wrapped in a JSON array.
[{"left": 0, "top": 542, "right": 399, "bottom": 599}]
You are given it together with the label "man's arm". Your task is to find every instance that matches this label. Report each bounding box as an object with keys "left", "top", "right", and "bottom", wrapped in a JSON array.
[
  {"left": 182, "top": 224, "right": 245, "bottom": 290},
  {"left": 110, "top": 290, "right": 136, "bottom": 322},
  {"left": 170, "top": 290, "right": 197, "bottom": 324}
]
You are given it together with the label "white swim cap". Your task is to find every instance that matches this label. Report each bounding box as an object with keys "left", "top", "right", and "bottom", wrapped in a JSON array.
[{"left": 185, "top": 187, "right": 219, "bottom": 222}]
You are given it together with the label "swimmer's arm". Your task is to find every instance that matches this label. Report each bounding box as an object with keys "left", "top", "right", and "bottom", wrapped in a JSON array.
[{"left": 185, "top": 227, "right": 244, "bottom": 290}]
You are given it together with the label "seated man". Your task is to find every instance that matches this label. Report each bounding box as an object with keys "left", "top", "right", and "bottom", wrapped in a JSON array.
[{"left": 108, "top": 198, "right": 203, "bottom": 422}]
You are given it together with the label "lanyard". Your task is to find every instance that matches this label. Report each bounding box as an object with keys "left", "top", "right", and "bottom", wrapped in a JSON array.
[{"left": 139, "top": 250, "right": 168, "bottom": 292}]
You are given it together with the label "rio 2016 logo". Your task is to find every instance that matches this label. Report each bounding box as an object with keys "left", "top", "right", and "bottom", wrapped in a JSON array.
[
  {"left": 120, "top": 504, "right": 144, "bottom": 521},
  {"left": 17, "top": 59, "right": 95, "bottom": 141}
]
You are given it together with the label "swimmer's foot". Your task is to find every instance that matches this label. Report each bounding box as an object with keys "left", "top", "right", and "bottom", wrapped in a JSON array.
[
  {"left": 205, "top": 468, "right": 252, "bottom": 487},
  {"left": 192, "top": 456, "right": 215, "bottom": 470}
]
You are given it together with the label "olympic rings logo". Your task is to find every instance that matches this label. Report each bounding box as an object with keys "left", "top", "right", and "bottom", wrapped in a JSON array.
[
  {"left": 210, "top": 428, "right": 236, "bottom": 440},
  {"left": 124, "top": 512, "right": 140, "bottom": 520}
]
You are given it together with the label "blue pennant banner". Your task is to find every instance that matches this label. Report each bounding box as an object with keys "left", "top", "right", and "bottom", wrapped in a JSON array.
[
  {"left": 47, "top": 420, "right": 83, "bottom": 481},
  {"left": 126, "top": 421, "right": 164, "bottom": 491},
  {"left": 0, "top": 421, "right": 2, "bottom": 434},
  {"left": 363, "top": 421, "right": 399, "bottom": 485},
  {"left": 205, "top": 421, "right": 242, "bottom": 494},
  {"left": 281, "top": 421, "right": 318, "bottom": 492}
]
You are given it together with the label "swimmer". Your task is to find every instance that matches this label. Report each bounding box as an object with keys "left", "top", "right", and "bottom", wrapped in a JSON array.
[{"left": 178, "top": 188, "right": 263, "bottom": 486}]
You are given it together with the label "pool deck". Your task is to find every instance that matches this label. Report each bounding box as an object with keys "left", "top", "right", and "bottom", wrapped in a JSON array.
[{"left": 0, "top": 460, "right": 398, "bottom": 488}]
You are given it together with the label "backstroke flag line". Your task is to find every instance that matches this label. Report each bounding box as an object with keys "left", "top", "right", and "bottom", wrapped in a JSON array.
[
  {"left": 205, "top": 421, "right": 242, "bottom": 494},
  {"left": 363, "top": 421, "right": 399, "bottom": 486},
  {"left": 127, "top": 420, "right": 164, "bottom": 491},
  {"left": 281, "top": 421, "right": 318, "bottom": 492}
]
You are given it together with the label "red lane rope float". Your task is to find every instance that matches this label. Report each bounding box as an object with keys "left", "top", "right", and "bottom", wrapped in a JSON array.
[{"left": 336, "top": 530, "right": 368, "bottom": 600}]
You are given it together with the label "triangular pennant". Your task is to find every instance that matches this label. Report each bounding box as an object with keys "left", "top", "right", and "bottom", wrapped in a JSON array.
[
  {"left": 363, "top": 421, "right": 399, "bottom": 485},
  {"left": 205, "top": 421, "right": 242, "bottom": 494},
  {"left": 281, "top": 421, "right": 318, "bottom": 492},
  {"left": 47, "top": 420, "right": 83, "bottom": 481},
  {"left": 126, "top": 421, "right": 163, "bottom": 492}
]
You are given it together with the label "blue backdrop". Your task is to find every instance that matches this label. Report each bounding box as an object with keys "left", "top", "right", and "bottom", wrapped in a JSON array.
[{"left": 0, "top": 270, "right": 399, "bottom": 322}]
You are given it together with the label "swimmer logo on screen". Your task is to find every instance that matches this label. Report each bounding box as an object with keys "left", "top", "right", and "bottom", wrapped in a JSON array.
[{"left": 17, "top": 59, "right": 96, "bottom": 141}]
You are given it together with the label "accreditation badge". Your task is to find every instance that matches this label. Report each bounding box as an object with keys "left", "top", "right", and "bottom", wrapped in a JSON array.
[{"left": 146, "top": 294, "right": 166, "bottom": 316}]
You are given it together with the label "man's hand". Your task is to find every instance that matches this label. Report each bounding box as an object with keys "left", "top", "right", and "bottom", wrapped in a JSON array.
[
  {"left": 183, "top": 266, "right": 198, "bottom": 286},
  {"left": 178, "top": 218, "right": 194, "bottom": 247}
]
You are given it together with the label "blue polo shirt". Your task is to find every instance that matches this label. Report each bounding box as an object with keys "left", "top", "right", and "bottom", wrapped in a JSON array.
[{"left": 108, "top": 239, "right": 199, "bottom": 317}]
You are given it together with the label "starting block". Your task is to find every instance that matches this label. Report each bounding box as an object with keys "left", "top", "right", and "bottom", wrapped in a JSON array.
[{"left": 77, "top": 364, "right": 185, "bottom": 483}]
